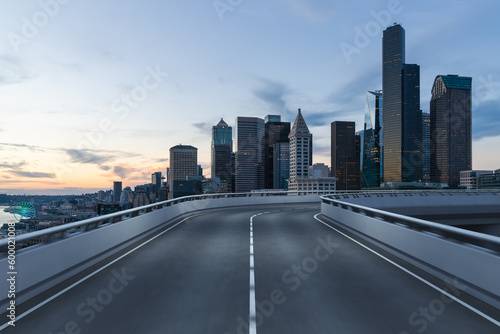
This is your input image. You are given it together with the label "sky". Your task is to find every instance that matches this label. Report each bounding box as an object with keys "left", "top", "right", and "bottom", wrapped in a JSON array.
[{"left": 0, "top": 0, "right": 499, "bottom": 195}]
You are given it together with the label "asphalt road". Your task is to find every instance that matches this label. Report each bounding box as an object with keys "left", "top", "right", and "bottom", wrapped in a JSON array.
[{"left": 1, "top": 204, "right": 499, "bottom": 334}]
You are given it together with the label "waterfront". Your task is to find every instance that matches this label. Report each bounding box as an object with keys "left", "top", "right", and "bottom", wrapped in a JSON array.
[{"left": 0, "top": 206, "right": 16, "bottom": 228}]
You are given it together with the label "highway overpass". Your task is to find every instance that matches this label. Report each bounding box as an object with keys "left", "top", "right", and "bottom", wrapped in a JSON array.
[{"left": 0, "top": 192, "right": 499, "bottom": 333}]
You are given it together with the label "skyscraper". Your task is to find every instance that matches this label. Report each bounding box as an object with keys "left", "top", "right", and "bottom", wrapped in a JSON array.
[
  {"left": 362, "top": 90, "right": 383, "bottom": 188},
  {"left": 211, "top": 118, "right": 233, "bottom": 192},
  {"left": 151, "top": 171, "right": 162, "bottom": 200},
  {"left": 113, "top": 181, "right": 122, "bottom": 203},
  {"left": 289, "top": 109, "right": 312, "bottom": 180},
  {"left": 382, "top": 24, "right": 422, "bottom": 183},
  {"left": 273, "top": 142, "right": 290, "bottom": 189},
  {"left": 212, "top": 118, "right": 233, "bottom": 149},
  {"left": 422, "top": 111, "right": 430, "bottom": 183},
  {"left": 264, "top": 115, "right": 290, "bottom": 189},
  {"left": 235, "top": 117, "right": 265, "bottom": 192},
  {"left": 331, "top": 121, "right": 360, "bottom": 190},
  {"left": 169, "top": 145, "right": 198, "bottom": 198},
  {"left": 213, "top": 144, "right": 232, "bottom": 192},
  {"left": 430, "top": 75, "right": 472, "bottom": 187}
]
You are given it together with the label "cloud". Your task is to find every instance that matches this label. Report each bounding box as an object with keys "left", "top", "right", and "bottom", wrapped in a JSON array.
[
  {"left": 0, "top": 143, "right": 50, "bottom": 152},
  {"left": 113, "top": 165, "right": 129, "bottom": 178},
  {"left": 253, "top": 78, "right": 289, "bottom": 112},
  {"left": 65, "top": 149, "right": 114, "bottom": 164},
  {"left": 0, "top": 161, "right": 27, "bottom": 169},
  {"left": 8, "top": 171, "right": 56, "bottom": 178},
  {"left": 0, "top": 54, "right": 38, "bottom": 84},
  {"left": 192, "top": 122, "right": 211, "bottom": 135}
]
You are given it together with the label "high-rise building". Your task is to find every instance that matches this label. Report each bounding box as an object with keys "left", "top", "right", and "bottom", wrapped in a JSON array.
[
  {"left": 169, "top": 145, "right": 198, "bottom": 198},
  {"left": 113, "top": 181, "right": 122, "bottom": 203},
  {"left": 331, "top": 121, "right": 360, "bottom": 190},
  {"left": 212, "top": 144, "right": 232, "bottom": 192},
  {"left": 430, "top": 75, "right": 472, "bottom": 187},
  {"left": 264, "top": 115, "right": 290, "bottom": 189},
  {"left": 422, "top": 112, "right": 430, "bottom": 183},
  {"left": 211, "top": 118, "right": 233, "bottom": 193},
  {"left": 382, "top": 24, "right": 422, "bottom": 183},
  {"left": 235, "top": 117, "right": 265, "bottom": 192},
  {"left": 273, "top": 142, "right": 290, "bottom": 189},
  {"left": 362, "top": 90, "right": 383, "bottom": 188},
  {"left": 289, "top": 109, "right": 312, "bottom": 180},
  {"left": 212, "top": 118, "right": 233, "bottom": 150},
  {"left": 288, "top": 109, "right": 336, "bottom": 194},
  {"left": 151, "top": 172, "right": 162, "bottom": 200}
]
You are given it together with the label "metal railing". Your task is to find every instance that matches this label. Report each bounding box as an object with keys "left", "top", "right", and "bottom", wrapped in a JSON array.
[
  {"left": 0, "top": 191, "right": 294, "bottom": 252},
  {"left": 320, "top": 194, "right": 500, "bottom": 253}
]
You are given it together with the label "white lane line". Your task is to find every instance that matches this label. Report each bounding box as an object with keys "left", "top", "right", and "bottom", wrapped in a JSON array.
[
  {"left": 313, "top": 213, "right": 500, "bottom": 328},
  {"left": 0, "top": 214, "right": 200, "bottom": 331},
  {"left": 249, "top": 214, "right": 258, "bottom": 334}
]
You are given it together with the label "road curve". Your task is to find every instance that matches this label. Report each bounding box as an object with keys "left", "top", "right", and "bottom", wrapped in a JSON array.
[{"left": 1, "top": 204, "right": 499, "bottom": 334}]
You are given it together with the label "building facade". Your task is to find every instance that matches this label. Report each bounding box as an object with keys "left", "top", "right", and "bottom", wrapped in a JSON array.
[
  {"left": 362, "top": 90, "right": 383, "bottom": 188},
  {"left": 430, "top": 75, "right": 472, "bottom": 188},
  {"left": 273, "top": 142, "right": 290, "bottom": 190},
  {"left": 113, "top": 181, "right": 122, "bottom": 203},
  {"left": 235, "top": 117, "right": 265, "bottom": 192},
  {"left": 382, "top": 24, "right": 422, "bottom": 183},
  {"left": 264, "top": 115, "right": 290, "bottom": 189},
  {"left": 422, "top": 112, "right": 431, "bottom": 183},
  {"left": 459, "top": 170, "right": 492, "bottom": 190},
  {"left": 331, "top": 121, "right": 360, "bottom": 190},
  {"left": 169, "top": 145, "right": 198, "bottom": 198},
  {"left": 212, "top": 144, "right": 232, "bottom": 192}
]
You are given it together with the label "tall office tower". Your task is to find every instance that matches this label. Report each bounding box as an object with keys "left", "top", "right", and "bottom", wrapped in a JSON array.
[
  {"left": 169, "top": 145, "right": 198, "bottom": 198},
  {"left": 362, "top": 91, "right": 383, "bottom": 188},
  {"left": 231, "top": 152, "right": 236, "bottom": 192},
  {"left": 151, "top": 172, "right": 162, "bottom": 200},
  {"left": 382, "top": 24, "right": 422, "bottom": 183},
  {"left": 213, "top": 144, "right": 232, "bottom": 192},
  {"left": 289, "top": 109, "right": 312, "bottom": 181},
  {"left": 430, "top": 75, "right": 472, "bottom": 187},
  {"left": 331, "top": 121, "right": 360, "bottom": 190},
  {"left": 422, "top": 112, "right": 430, "bottom": 183},
  {"left": 211, "top": 118, "right": 233, "bottom": 192},
  {"left": 113, "top": 181, "right": 122, "bottom": 203},
  {"left": 264, "top": 115, "right": 290, "bottom": 189},
  {"left": 235, "top": 117, "right": 265, "bottom": 192},
  {"left": 273, "top": 142, "right": 290, "bottom": 189}
]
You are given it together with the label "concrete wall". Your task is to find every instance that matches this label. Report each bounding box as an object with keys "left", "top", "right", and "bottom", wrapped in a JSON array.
[
  {"left": 0, "top": 195, "right": 319, "bottom": 309},
  {"left": 321, "top": 202, "right": 500, "bottom": 309},
  {"left": 335, "top": 193, "right": 500, "bottom": 225}
]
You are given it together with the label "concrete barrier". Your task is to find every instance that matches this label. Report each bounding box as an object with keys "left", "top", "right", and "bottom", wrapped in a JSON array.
[
  {"left": 0, "top": 195, "right": 320, "bottom": 310},
  {"left": 321, "top": 198, "right": 500, "bottom": 309}
]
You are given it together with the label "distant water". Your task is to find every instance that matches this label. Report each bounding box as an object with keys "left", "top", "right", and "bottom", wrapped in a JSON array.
[{"left": 0, "top": 206, "right": 17, "bottom": 228}]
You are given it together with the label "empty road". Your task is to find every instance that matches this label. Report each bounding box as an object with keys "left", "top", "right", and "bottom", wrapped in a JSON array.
[{"left": 1, "top": 204, "right": 499, "bottom": 333}]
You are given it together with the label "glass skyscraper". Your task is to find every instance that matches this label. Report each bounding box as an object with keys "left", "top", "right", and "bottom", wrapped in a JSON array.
[
  {"left": 264, "top": 115, "right": 290, "bottom": 189},
  {"left": 362, "top": 91, "right": 383, "bottom": 188},
  {"left": 331, "top": 121, "right": 360, "bottom": 190},
  {"left": 211, "top": 118, "right": 233, "bottom": 192},
  {"left": 430, "top": 75, "right": 472, "bottom": 187},
  {"left": 235, "top": 117, "right": 265, "bottom": 192},
  {"left": 422, "top": 112, "right": 430, "bottom": 183},
  {"left": 382, "top": 24, "right": 422, "bottom": 183},
  {"left": 273, "top": 142, "right": 290, "bottom": 190}
]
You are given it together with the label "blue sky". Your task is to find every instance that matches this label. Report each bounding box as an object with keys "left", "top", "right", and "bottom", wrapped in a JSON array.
[{"left": 0, "top": 0, "right": 499, "bottom": 194}]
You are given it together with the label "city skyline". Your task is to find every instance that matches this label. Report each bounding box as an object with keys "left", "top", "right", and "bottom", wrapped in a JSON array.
[{"left": 1, "top": 1, "right": 500, "bottom": 195}]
